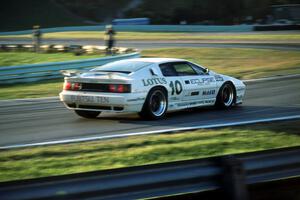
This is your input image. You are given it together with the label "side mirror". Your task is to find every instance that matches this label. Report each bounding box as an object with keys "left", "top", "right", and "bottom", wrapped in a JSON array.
[{"left": 204, "top": 68, "right": 209, "bottom": 74}]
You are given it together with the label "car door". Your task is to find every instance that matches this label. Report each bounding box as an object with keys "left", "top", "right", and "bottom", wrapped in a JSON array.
[
  {"left": 158, "top": 63, "right": 185, "bottom": 109},
  {"left": 171, "top": 62, "right": 217, "bottom": 107},
  {"left": 187, "top": 62, "right": 217, "bottom": 104}
]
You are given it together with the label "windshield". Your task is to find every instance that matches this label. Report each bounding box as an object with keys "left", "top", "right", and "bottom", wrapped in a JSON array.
[{"left": 92, "top": 60, "right": 152, "bottom": 73}]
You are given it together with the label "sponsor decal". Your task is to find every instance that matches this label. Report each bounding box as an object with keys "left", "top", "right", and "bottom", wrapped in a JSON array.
[
  {"left": 177, "top": 99, "right": 215, "bottom": 107},
  {"left": 191, "top": 91, "right": 200, "bottom": 96},
  {"left": 189, "top": 77, "right": 215, "bottom": 85},
  {"left": 170, "top": 96, "right": 180, "bottom": 101},
  {"left": 205, "top": 99, "right": 215, "bottom": 104},
  {"left": 169, "top": 104, "right": 175, "bottom": 108},
  {"left": 202, "top": 90, "right": 215, "bottom": 95},
  {"left": 236, "top": 95, "right": 243, "bottom": 101},
  {"left": 127, "top": 97, "right": 145, "bottom": 102},
  {"left": 214, "top": 75, "right": 224, "bottom": 82},
  {"left": 236, "top": 87, "right": 244, "bottom": 92},
  {"left": 169, "top": 80, "right": 183, "bottom": 95},
  {"left": 202, "top": 77, "right": 215, "bottom": 83},
  {"left": 142, "top": 78, "right": 167, "bottom": 86},
  {"left": 190, "top": 79, "right": 204, "bottom": 85},
  {"left": 177, "top": 101, "right": 202, "bottom": 107}
]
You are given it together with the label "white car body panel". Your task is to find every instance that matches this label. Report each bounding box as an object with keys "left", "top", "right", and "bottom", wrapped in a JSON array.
[{"left": 60, "top": 58, "right": 246, "bottom": 114}]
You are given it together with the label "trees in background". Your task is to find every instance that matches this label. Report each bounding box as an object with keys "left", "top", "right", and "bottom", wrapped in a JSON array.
[
  {"left": 124, "top": 0, "right": 300, "bottom": 24},
  {"left": 1, "top": 0, "right": 300, "bottom": 31}
]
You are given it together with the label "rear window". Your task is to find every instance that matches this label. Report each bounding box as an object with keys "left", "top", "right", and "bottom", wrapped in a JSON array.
[{"left": 92, "top": 60, "right": 152, "bottom": 73}]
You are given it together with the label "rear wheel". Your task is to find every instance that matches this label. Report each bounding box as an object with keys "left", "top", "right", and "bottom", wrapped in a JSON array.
[
  {"left": 215, "top": 83, "right": 236, "bottom": 108},
  {"left": 139, "top": 88, "right": 168, "bottom": 120},
  {"left": 75, "top": 110, "right": 101, "bottom": 118}
]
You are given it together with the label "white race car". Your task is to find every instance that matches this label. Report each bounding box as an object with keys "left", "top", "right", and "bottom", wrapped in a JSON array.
[{"left": 60, "top": 58, "right": 245, "bottom": 120}]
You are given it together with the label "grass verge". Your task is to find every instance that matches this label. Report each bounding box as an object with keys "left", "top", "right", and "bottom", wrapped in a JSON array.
[
  {"left": 142, "top": 48, "right": 300, "bottom": 79},
  {"left": 0, "top": 79, "right": 62, "bottom": 99},
  {"left": 0, "top": 47, "right": 299, "bottom": 100},
  {"left": 0, "top": 120, "right": 300, "bottom": 182},
  {"left": 0, "top": 52, "right": 104, "bottom": 67},
  {"left": 1, "top": 31, "right": 300, "bottom": 42}
]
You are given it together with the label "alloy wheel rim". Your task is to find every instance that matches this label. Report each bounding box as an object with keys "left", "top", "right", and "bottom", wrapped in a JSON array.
[
  {"left": 222, "top": 85, "right": 234, "bottom": 107},
  {"left": 150, "top": 90, "right": 167, "bottom": 117}
]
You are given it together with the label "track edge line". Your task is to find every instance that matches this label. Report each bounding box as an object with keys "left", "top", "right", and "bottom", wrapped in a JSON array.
[{"left": 1, "top": 114, "right": 300, "bottom": 150}]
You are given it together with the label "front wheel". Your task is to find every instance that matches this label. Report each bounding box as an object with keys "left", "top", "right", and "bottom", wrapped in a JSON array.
[
  {"left": 75, "top": 110, "right": 101, "bottom": 118},
  {"left": 139, "top": 88, "right": 168, "bottom": 120},
  {"left": 215, "top": 83, "right": 236, "bottom": 108}
]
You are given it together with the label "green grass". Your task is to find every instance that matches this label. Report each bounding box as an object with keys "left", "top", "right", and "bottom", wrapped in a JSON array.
[
  {"left": 1, "top": 31, "right": 300, "bottom": 42},
  {"left": 1, "top": 120, "right": 300, "bottom": 182},
  {"left": 0, "top": 52, "right": 104, "bottom": 67},
  {"left": 0, "top": 47, "right": 299, "bottom": 100},
  {"left": 0, "top": 79, "right": 63, "bottom": 99},
  {"left": 142, "top": 48, "right": 300, "bottom": 79}
]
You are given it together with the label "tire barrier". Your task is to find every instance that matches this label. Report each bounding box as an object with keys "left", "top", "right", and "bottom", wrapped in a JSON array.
[{"left": 0, "top": 44, "right": 136, "bottom": 55}]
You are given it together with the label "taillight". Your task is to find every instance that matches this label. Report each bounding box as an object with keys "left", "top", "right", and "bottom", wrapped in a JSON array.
[
  {"left": 63, "top": 82, "right": 130, "bottom": 93},
  {"left": 73, "top": 83, "right": 81, "bottom": 90},
  {"left": 117, "top": 85, "right": 125, "bottom": 93},
  {"left": 63, "top": 82, "right": 81, "bottom": 91},
  {"left": 109, "top": 84, "right": 116, "bottom": 92},
  {"left": 63, "top": 82, "right": 72, "bottom": 90},
  {"left": 108, "top": 84, "right": 130, "bottom": 93}
]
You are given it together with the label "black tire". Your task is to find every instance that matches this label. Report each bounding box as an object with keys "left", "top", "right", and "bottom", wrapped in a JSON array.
[
  {"left": 139, "top": 88, "right": 168, "bottom": 120},
  {"left": 215, "top": 82, "right": 236, "bottom": 109},
  {"left": 75, "top": 110, "right": 101, "bottom": 118}
]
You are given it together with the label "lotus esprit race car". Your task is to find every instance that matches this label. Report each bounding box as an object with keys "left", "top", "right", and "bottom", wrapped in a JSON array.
[{"left": 60, "top": 58, "right": 246, "bottom": 119}]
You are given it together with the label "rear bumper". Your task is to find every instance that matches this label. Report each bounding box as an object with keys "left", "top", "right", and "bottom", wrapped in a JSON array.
[{"left": 59, "top": 90, "right": 146, "bottom": 113}]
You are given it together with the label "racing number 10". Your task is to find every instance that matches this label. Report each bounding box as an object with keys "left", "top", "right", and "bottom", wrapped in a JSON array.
[{"left": 169, "top": 80, "right": 183, "bottom": 95}]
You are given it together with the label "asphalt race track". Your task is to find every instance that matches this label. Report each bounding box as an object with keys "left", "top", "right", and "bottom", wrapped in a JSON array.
[
  {"left": 0, "top": 76, "right": 299, "bottom": 148},
  {"left": 0, "top": 37, "right": 300, "bottom": 148}
]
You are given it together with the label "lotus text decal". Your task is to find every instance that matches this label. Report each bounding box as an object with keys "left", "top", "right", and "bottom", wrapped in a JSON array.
[{"left": 142, "top": 78, "right": 167, "bottom": 86}]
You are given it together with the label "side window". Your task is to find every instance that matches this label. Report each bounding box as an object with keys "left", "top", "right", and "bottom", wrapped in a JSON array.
[
  {"left": 159, "top": 63, "right": 177, "bottom": 77},
  {"left": 188, "top": 62, "right": 207, "bottom": 75},
  {"left": 173, "top": 62, "right": 198, "bottom": 76}
]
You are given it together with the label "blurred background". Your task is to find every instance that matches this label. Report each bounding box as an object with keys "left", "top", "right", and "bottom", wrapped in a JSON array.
[
  {"left": 1, "top": 0, "right": 300, "bottom": 31},
  {"left": 1, "top": 2, "right": 300, "bottom": 200}
]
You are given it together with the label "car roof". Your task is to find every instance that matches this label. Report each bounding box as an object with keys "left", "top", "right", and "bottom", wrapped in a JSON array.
[{"left": 127, "top": 58, "right": 187, "bottom": 64}]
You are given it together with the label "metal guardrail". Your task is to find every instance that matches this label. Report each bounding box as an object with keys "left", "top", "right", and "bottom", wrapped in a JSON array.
[
  {"left": 0, "top": 25, "right": 254, "bottom": 35},
  {"left": 0, "top": 146, "right": 299, "bottom": 200},
  {"left": 0, "top": 52, "right": 140, "bottom": 84}
]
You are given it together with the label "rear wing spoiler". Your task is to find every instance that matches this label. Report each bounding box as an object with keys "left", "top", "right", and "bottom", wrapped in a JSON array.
[{"left": 60, "top": 70, "right": 88, "bottom": 77}]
